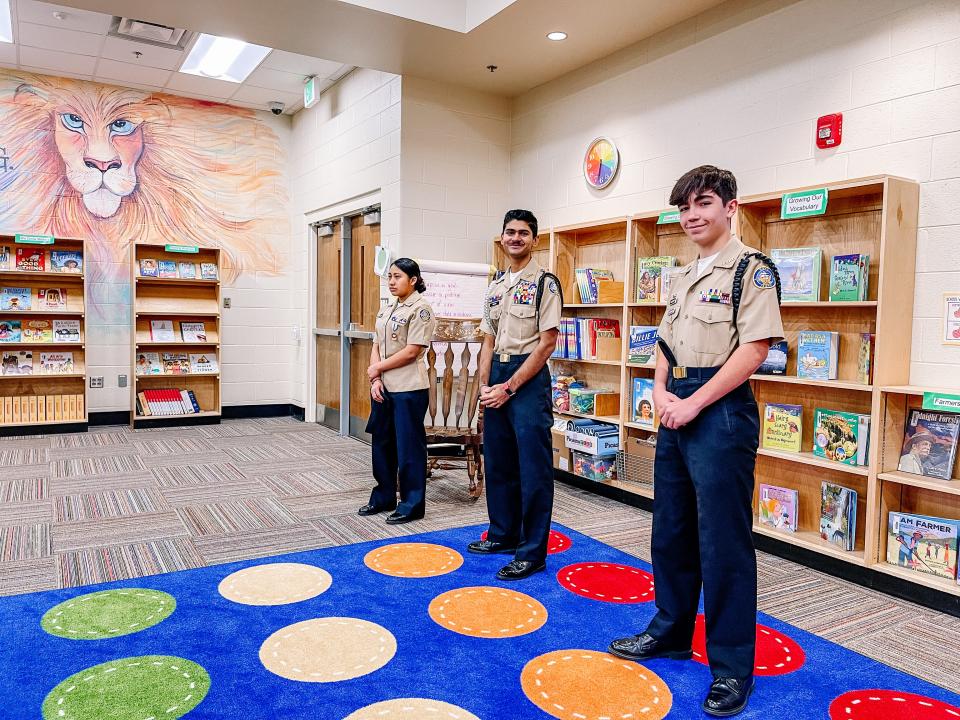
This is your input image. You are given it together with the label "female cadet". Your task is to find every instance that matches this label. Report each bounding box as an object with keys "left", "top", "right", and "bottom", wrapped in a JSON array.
[{"left": 359, "top": 258, "right": 437, "bottom": 524}]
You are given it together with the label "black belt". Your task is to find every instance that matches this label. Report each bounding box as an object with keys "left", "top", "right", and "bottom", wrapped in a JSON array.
[
  {"left": 668, "top": 366, "right": 722, "bottom": 381},
  {"left": 495, "top": 353, "right": 530, "bottom": 363}
]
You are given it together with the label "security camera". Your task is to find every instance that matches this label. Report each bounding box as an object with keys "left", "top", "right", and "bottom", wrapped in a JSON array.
[{"left": 269, "top": 101, "right": 285, "bottom": 115}]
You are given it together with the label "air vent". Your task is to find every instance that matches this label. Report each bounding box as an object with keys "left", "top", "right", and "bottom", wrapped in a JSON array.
[{"left": 109, "top": 17, "right": 190, "bottom": 49}]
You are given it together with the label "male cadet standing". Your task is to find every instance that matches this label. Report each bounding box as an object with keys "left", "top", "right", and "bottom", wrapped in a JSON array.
[
  {"left": 467, "top": 209, "right": 562, "bottom": 581},
  {"left": 607, "top": 166, "right": 783, "bottom": 717}
]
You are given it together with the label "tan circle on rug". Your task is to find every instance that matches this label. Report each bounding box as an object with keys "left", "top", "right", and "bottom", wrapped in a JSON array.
[
  {"left": 364, "top": 543, "right": 464, "bottom": 578},
  {"left": 521, "top": 649, "right": 672, "bottom": 720},
  {"left": 428, "top": 586, "right": 547, "bottom": 638},
  {"left": 219, "top": 563, "right": 332, "bottom": 605},
  {"left": 343, "top": 698, "right": 482, "bottom": 719},
  {"left": 260, "top": 617, "right": 396, "bottom": 682}
]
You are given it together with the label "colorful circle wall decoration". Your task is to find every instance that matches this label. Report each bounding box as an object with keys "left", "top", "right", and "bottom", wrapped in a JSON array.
[{"left": 583, "top": 136, "right": 620, "bottom": 189}]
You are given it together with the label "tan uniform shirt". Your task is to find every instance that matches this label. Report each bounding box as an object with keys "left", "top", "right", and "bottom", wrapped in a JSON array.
[
  {"left": 480, "top": 258, "right": 562, "bottom": 355},
  {"left": 658, "top": 237, "right": 784, "bottom": 368},
  {"left": 374, "top": 291, "right": 437, "bottom": 392}
]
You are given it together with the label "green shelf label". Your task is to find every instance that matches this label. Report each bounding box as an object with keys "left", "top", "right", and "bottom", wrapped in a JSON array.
[
  {"left": 781, "top": 188, "right": 828, "bottom": 219},
  {"left": 15, "top": 233, "right": 55, "bottom": 245},
  {"left": 922, "top": 392, "right": 960, "bottom": 413},
  {"left": 657, "top": 210, "right": 680, "bottom": 225},
  {"left": 164, "top": 244, "right": 199, "bottom": 254}
]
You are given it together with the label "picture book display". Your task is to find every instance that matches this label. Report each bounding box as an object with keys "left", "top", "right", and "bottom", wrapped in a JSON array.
[
  {"left": 189, "top": 353, "right": 219, "bottom": 374},
  {"left": 15, "top": 247, "right": 45, "bottom": 272},
  {"left": 53, "top": 320, "right": 80, "bottom": 343},
  {"left": 39, "top": 352, "right": 74, "bottom": 374},
  {"left": 37, "top": 288, "right": 66, "bottom": 310},
  {"left": 1, "top": 350, "right": 32, "bottom": 375},
  {"left": 829, "top": 253, "right": 870, "bottom": 301},
  {"left": 0, "top": 320, "right": 22, "bottom": 342},
  {"left": 50, "top": 251, "right": 82, "bottom": 273},
  {"left": 757, "top": 340, "right": 787, "bottom": 375},
  {"left": 1, "top": 287, "right": 31, "bottom": 311},
  {"left": 180, "top": 322, "right": 207, "bottom": 343},
  {"left": 158, "top": 261, "right": 178, "bottom": 279},
  {"left": 635, "top": 256, "right": 676, "bottom": 302},
  {"left": 0, "top": 245, "right": 11, "bottom": 271},
  {"left": 631, "top": 378, "right": 656, "bottom": 429},
  {"left": 139, "top": 259, "right": 159, "bottom": 277},
  {"left": 762, "top": 403, "right": 802, "bottom": 452},
  {"left": 136, "top": 388, "right": 203, "bottom": 416},
  {"left": 886, "top": 512, "right": 959, "bottom": 581},
  {"left": 22, "top": 319, "right": 52, "bottom": 343},
  {"left": 200, "top": 263, "right": 218, "bottom": 280},
  {"left": 771, "top": 247, "right": 821, "bottom": 302},
  {"left": 820, "top": 481, "right": 857, "bottom": 551},
  {"left": 813, "top": 408, "right": 870, "bottom": 466},
  {"left": 758, "top": 483, "right": 798, "bottom": 532},
  {"left": 897, "top": 409, "right": 960, "bottom": 481},
  {"left": 857, "top": 333, "right": 875, "bottom": 385},
  {"left": 553, "top": 318, "right": 619, "bottom": 361},
  {"left": 135, "top": 352, "right": 162, "bottom": 376},
  {"left": 797, "top": 330, "right": 839, "bottom": 380},
  {"left": 178, "top": 262, "right": 197, "bottom": 280},
  {"left": 574, "top": 268, "right": 614, "bottom": 304},
  {"left": 628, "top": 326, "right": 658, "bottom": 365},
  {"left": 161, "top": 352, "right": 190, "bottom": 375},
  {"left": 150, "top": 320, "right": 176, "bottom": 342}
]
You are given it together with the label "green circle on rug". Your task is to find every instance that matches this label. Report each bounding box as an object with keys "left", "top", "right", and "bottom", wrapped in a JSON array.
[
  {"left": 41, "top": 655, "right": 209, "bottom": 720},
  {"left": 41, "top": 589, "right": 175, "bottom": 640}
]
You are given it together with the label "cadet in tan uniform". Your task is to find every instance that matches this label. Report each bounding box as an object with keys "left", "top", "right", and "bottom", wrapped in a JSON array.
[
  {"left": 360, "top": 258, "right": 437, "bottom": 524},
  {"left": 467, "top": 209, "right": 563, "bottom": 581},
  {"left": 607, "top": 166, "right": 783, "bottom": 717}
]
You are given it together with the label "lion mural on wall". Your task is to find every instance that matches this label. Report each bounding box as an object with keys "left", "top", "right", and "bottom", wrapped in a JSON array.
[{"left": 0, "top": 72, "right": 289, "bottom": 297}]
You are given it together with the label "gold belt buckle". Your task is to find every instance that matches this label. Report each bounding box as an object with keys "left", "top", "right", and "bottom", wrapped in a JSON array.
[
  {"left": 498, "top": 353, "right": 510, "bottom": 362},
  {"left": 672, "top": 366, "right": 687, "bottom": 379}
]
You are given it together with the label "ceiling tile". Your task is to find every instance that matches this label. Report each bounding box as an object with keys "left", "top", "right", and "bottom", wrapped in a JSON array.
[
  {"left": 230, "top": 84, "right": 301, "bottom": 108},
  {"left": 16, "top": 0, "right": 113, "bottom": 35},
  {"left": 244, "top": 66, "right": 305, "bottom": 93},
  {"left": 17, "top": 22, "right": 104, "bottom": 56},
  {"left": 260, "top": 50, "right": 343, "bottom": 79},
  {"left": 100, "top": 35, "right": 187, "bottom": 71},
  {"left": 19, "top": 46, "right": 98, "bottom": 75},
  {"left": 94, "top": 58, "right": 171, "bottom": 88},
  {"left": 164, "top": 71, "right": 238, "bottom": 99}
]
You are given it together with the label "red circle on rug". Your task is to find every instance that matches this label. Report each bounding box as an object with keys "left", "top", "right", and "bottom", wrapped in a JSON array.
[
  {"left": 479, "top": 529, "right": 572, "bottom": 555},
  {"left": 691, "top": 615, "right": 805, "bottom": 676},
  {"left": 829, "top": 690, "right": 960, "bottom": 719},
  {"left": 556, "top": 562, "right": 654, "bottom": 603}
]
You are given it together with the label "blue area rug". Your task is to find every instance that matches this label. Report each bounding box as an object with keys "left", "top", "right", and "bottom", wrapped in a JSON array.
[{"left": 3, "top": 523, "right": 958, "bottom": 719}]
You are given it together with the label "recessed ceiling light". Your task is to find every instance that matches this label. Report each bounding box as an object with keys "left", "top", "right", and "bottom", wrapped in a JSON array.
[
  {"left": 0, "top": 0, "right": 13, "bottom": 44},
  {"left": 547, "top": 31, "right": 567, "bottom": 41},
  {"left": 179, "top": 33, "right": 271, "bottom": 83}
]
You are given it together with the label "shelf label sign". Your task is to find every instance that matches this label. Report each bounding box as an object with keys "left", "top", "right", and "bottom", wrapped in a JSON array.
[
  {"left": 781, "top": 188, "right": 828, "bottom": 219},
  {"left": 164, "top": 244, "right": 199, "bottom": 254},
  {"left": 15, "top": 233, "right": 55, "bottom": 245},
  {"left": 657, "top": 210, "right": 681, "bottom": 225},
  {"left": 922, "top": 391, "right": 960, "bottom": 412}
]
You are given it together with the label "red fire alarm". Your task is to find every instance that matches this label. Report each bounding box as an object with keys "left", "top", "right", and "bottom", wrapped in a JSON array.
[{"left": 817, "top": 113, "right": 843, "bottom": 149}]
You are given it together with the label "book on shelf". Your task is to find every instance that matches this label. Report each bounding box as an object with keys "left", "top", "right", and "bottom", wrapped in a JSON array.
[
  {"left": 50, "top": 251, "right": 82, "bottom": 274},
  {"left": 857, "top": 333, "right": 875, "bottom": 385},
  {"left": 2, "top": 393, "right": 86, "bottom": 422},
  {"left": 0, "top": 245, "right": 11, "bottom": 271},
  {"left": 829, "top": 253, "right": 870, "bottom": 301},
  {"left": 160, "top": 352, "right": 190, "bottom": 375},
  {"left": 762, "top": 403, "right": 802, "bottom": 452},
  {"left": 1, "top": 287, "right": 31, "bottom": 311},
  {"left": 758, "top": 483, "right": 798, "bottom": 532},
  {"left": 37, "top": 288, "right": 66, "bottom": 310},
  {"left": 574, "top": 268, "right": 614, "bottom": 304},
  {"left": 158, "top": 260, "right": 178, "bottom": 279},
  {"left": 660, "top": 267, "right": 685, "bottom": 302},
  {"left": 797, "top": 330, "right": 839, "bottom": 380},
  {"left": 189, "top": 353, "right": 218, "bottom": 374},
  {"left": 0, "top": 320, "right": 22, "bottom": 342},
  {"left": 180, "top": 322, "right": 207, "bottom": 343},
  {"left": 1, "top": 350, "right": 32, "bottom": 375},
  {"left": 135, "top": 352, "right": 162, "bottom": 375},
  {"left": 553, "top": 318, "right": 619, "bottom": 361},
  {"left": 139, "top": 258, "right": 159, "bottom": 277},
  {"left": 628, "top": 326, "right": 658, "bottom": 365},
  {"left": 756, "top": 340, "right": 787, "bottom": 375},
  {"left": 39, "top": 352, "right": 74, "bottom": 374},
  {"left": 53, "top": 320, "right": 80, "bottom": 343},
  {"left": 887, "top": 512, "right": 959, "bottom": 581},
  {"left": 22, "top": 319, "right": 52, "bottom": 343},
  {"left": 897, "top": 409, "right": 960, "bottom": 481},
  {"left": 200, "top": 263, "right": 218, "bottom": 280},
  {"left": 770, "top": 247, "right": 821, "bottom": 302},
  {"left": 178, "top": 262, "right": 197, "bottom": 280},
  {"left": 813, "top": 408, "right": 870, "bottom": 466},
  {"left": 631, "top": 377, "right": 656, "bottom": 429},
  {"left": 15, "top": 247, "right": 45, "bottom": 272},
  {"left": 820, "top": 481, "right": 857, "bottom": 551},
  {"left": 150, "top": 320, "right": 176, "bottom": 342},
  {"left": 635, "top": 256, "right": 676, "bottom": 303},
  {"left": 136, "top": 388, "right": 203, "bottom": 416}
]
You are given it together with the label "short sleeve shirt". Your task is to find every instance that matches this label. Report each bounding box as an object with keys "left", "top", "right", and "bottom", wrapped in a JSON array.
[
  {"left": 657, "top": 238, "right": 784, "bottom": 368},
  {"left": 374, "top": 291, "right": 437, "bottom": 391},
  {"left": 480, "top": 258, "right": 561, "bottom": 355}
]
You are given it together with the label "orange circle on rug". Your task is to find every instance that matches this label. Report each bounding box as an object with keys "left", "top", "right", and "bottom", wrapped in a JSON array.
[
  {"left": 259, "top": 617, "right": 396, "bottom": 682},
  {"left": 218, "top": 563, "right": 332, "bottom": 605},
  {"left": 343, "top": 698, "right": 482, "bottom": 719},
  {"left": 691, "top": 615, "right": 805, "bottom": 676},
  {"left": 364, "top": 543, "right": 464, "bottom": 578},
  {"left": 829, "top": 690, "right": 960, "bottom": 719},
  {"left": 521, "top": 649, "right": 672, "bottom": 720},
  {"left": 428, "top": 586, "right": 547, "bottom": 638},
  {"left": 556, "top": 562, "right": 655, "bottom": 603},
  {"left": 480, "top": 529, "right": 572, "bottom": 554}
]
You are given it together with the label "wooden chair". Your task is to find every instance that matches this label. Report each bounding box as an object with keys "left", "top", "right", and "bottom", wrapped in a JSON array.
[{"left": 425, "top": 318, "right": 485, "bottom": 498}]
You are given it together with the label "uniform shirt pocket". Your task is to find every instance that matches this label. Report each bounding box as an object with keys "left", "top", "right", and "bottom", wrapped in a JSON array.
[
  {"left": 508, "top": 305, "right": 536, "bottom": 319},
  {"left": 690, "top": 304, "right": 734, "bottom": 354}
]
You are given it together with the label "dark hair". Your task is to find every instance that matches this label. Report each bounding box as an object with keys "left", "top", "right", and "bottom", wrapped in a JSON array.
[
  {"left": 502, "top": 209, "right": 538, "bottom": 239},
  {"left": 669, "top": 165, "right": 738, "bottom": 207},
  {"left": 391, "top": 257, "right": 427, "bottom": 293}
]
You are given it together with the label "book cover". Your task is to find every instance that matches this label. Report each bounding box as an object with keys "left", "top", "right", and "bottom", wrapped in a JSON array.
[
  {"left": 771, "top": 247, "right": 822, "bottom": 302},
  {"left": 158, "top": 260, "right": 178, "bottom": 278},
  {"left": 52, "top": 320, "right": 80, "bottom": 342},
  {"left": 160, "top": 352, "right": 190, "bottom": 374},
  {"left": 1, "top": 350, "right": 32, "bottom": 375},
  {"left": 0, "top": 320, "right": 22, "bottom": 342},
  {"left": 37, "top": 288, "right": 66, "bottom": 310},
  {"left": 50, "top": 251, "right": 82, "bottom": 273},
  {"left": 628, "top": 326, "right": 658, "bottom": 365},
  {"left": 813, "top": 408, "right": 871, "bottom": 466},
  {"left": 178, "top": 262, "right": 197, "bottom": 279},
  {"left": 135, "top": 352, "right": 162, "bottom": 375},
  {"left": 180, "top": 322, "right": 207, "bottom": 343},
  {"left": 757, "top": 340, "right": 788, "bottom": 375},
  {"left": 635, "top": 256, "right": 676, "bottom": 302},
  {"left": 857, "top": 333, "right": 875, "bottom": 385},
  {"left": 0, "top": 245, "right": 11, "bottom": 270},
  {"left": 829, "top": 253, "right": 864, "bottom": 302},
  {"left": 22, "top": 319, "right": 52, "bottom": 343},
  {"left": 631, "top": 377, "right": 656, "bottom": 429},
  {"left": 762, "top": 403, "right": 802, "bottom": 452},
  {"left": 898, "top": 409, "right": 960, "bottom": 481},
  {"left": 1, "top": 286, "right": 32, "bottom": 311},
  {"left": 887, "top": 512, "right": 959, "bottom": 581},
  {"left": 797, "top": 330, "right": 839, "bottom": 380},
  {"left": 585, "top": 269, "right": 614, "bottom": 304},
  {"left": 758, "top": 484, "right": 799, "bottom": 532},
  {"left": 200, "top": 262, "right": 218, "bottom": 280},
  {"left": 820, "top": 482, "right": 858, "bottom": 551},
  {"left": 15, "top": 247, "right": 45, "bottom": 272},
  {"left": 139, "top": 258, "right": 159, "bottom": 277},
  {"left": 190, "top": 353, "right": 219, "bottom": 374},
  {"left": 150, "top": 320, "right": 176, "bottom": 342},
  {"left": 39, "top": 352, "right": 74, "bottom": 374},
  {"left": 858, "top": 255, "right": 871, "bottom": 301}
]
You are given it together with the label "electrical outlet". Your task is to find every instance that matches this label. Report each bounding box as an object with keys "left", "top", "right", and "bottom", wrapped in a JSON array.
[
  {"left": 223, "top": 297, "right": 231, "bottom": 308},
  {"left": 118, "top": 374, "right": 127, "bottom": 388},
  {"left": 90, "top": 376, "right": 104, "bottom": 389}
]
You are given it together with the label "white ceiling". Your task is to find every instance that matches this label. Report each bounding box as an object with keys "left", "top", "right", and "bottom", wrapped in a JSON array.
[{"left": 0, "top": 0, "right": 354, "bottom": 113}]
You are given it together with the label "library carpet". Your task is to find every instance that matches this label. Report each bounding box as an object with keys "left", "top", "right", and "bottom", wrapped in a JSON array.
[{"left": 3, "top": 522, "right": 959, "bottom": 720}]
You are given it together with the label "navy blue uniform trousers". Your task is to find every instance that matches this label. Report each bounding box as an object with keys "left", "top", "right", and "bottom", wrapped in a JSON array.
[
  {"left": 367, "top": 388, "right": 429, "bottom": 516},
  {"left": 646, "top": 371, "right": 760, "bottom": 679},
  {"left": 482, "top": 356, "right": 554, "bottom": 565}
]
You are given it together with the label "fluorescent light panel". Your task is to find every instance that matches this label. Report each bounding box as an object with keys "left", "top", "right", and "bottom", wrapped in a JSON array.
[
  {"left": 1, "top": 0, "right": 13, "bottom": 44},
  {"left": 180, "top": 33, "right": 271, "bottom": 83}
]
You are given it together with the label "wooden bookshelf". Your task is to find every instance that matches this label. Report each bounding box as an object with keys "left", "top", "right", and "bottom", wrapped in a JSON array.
[
  {"left": 131, "top": 243, "right": 222, "bottom": 428},
  {"left": 0, "top": 235, "right": 87, "bottom": 435}
]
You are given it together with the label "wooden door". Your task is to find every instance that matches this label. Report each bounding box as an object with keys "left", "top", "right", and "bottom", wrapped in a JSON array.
[
  {"left": 348, "top": 216, "right": 380, "bottom": 439},
  {"left": 315, "top": 222, "right": 342, "bottom": 430}
]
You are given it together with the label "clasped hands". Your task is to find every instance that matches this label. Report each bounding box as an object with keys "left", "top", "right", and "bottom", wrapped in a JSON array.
[
  {"left": 479, "top": 383, "right": 512, "bottom": 409},
  {"left": 656, "top": 390, "right": 703, "bottom": 429}
]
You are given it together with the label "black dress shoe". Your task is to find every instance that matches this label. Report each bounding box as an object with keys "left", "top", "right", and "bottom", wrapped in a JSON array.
[
  {"left": 385, "top": 511, "right": 423, "bottom": 525},
  {"left": 702, "top": 676, "right": 754, "bottom": 717},
  {"left": 467, "top": 539, "right": 518, "bottom": 555},
  {"left": 496, "top": 559, "right": 545, "bottom": 580},
  {"left": 607, "top": 632, "right": 693, "bottom": 662},
  {"left": 358, "top": 503, "right": 395, "bottom": 516}
]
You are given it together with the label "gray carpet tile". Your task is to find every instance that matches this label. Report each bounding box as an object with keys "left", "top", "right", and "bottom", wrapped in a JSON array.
[
  {"left": 0, "top": 447, "right": 48, "bottom": 465},
  {"left": 259, "top": 471, "right": 352, "bottom": 497},
  {"left": 58, "top": 538, "right": 205, "bottom": 586},
  {"left": 1, "top": 464, "right": 51, "bottom": 481},
  {"left": 127, "top": 438, "right": 219, "bottom": 455},
  {"left": 0, "top": 476, "right": 48, "bottom": 503},
  {"left": 151, "top": 463, "right": 249, "bottom": 487},
  {"left": 51, "top": 511, "right": 189, "bottom": 553},
  {"left": 0, "top": 500, "right": 52, "bottom": 526},
  {"left": 192, "top": 523, "right": 333, "bottom": 564},
  {"left": 177, "top": 497, "right": 300, "bottom": 537},
  {"left": 0, "top": 557, "right": 57, "bottom": 596},
  {"left": 54, "top": 487, "right": 168, "bottom": 522},
  {"left": 48, "top": 472, "right": 157, "bottom": 497},
  {"left": 51, "top": 430, "right": 130, "bottom": 448},
  {"left": 0, "top": 523, "right": 51, "bottom": 561},
  {"left": 51, "top": 454, "right": 147, "bottom": 478},
  {"left": 280, "top": 489, "right": 378, "bottom": 521},
  {"left": 138, "top": 450, "right": 234, "bottom": 469},
  {"left": 223, "top": 443, "right": 314, "bottom": 463},
  {"left": 159, "top": 479, "right": 274, "bottom": 506}
]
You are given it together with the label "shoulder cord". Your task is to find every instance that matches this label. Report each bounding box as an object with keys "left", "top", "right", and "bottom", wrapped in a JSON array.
[
  {"left": 536, "top": 271, "right": 564, "bottom": 329},
  {"left": 732, "top": 252, "right": 782, "bottom": 323}
]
